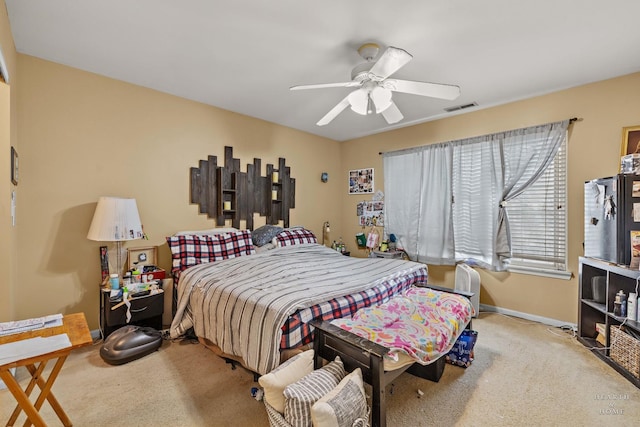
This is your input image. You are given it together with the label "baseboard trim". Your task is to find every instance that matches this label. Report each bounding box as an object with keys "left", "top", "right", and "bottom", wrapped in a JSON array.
[{"left": 479, "top": 303, "right": 576, "bottom": 329}]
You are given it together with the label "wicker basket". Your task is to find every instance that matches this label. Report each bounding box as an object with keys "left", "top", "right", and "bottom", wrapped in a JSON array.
[{"left": 610, "top": 326, "right": 640, "bottom": 378}]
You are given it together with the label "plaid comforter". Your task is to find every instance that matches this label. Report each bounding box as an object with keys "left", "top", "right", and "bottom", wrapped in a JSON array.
[{"left": 170, "top": 244, "right": 427, "bottom": 374}]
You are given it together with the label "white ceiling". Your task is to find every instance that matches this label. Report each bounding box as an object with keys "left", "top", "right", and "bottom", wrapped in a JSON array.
[{"left": 6, "top": 0, "right": 640, "bottom": 141}]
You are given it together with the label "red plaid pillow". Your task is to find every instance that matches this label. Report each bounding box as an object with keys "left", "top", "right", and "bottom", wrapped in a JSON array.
[
  {"left": 166, "top": 230, "right": 255, "bottom": 272},
  {"left": 274, "top": 228, "right": 317, "bottom": 247}
]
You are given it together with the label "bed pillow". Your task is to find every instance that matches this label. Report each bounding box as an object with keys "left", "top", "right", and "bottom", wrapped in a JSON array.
[
  {"left": 258, "top": 349, "right": 314, "bottom": 414},
  {"left": 275, "top": 228, "right": 317, "bottom": 247},
  {"left": 252, "top": 224, "right": 284, "bottom": 247},
  {"left": 166, "top": 230, "right": 255, "bottom": 272},
  {"left": 311, "top": 368, "right": 368, "bottom": 427},
  {"left": 283, "top": 356, "right": 345, "bottom": 427}
]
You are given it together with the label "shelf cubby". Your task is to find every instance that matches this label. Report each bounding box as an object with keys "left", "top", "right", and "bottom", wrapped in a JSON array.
[{"left": 578, "top": 257, "right": 640, "bottom": 388}]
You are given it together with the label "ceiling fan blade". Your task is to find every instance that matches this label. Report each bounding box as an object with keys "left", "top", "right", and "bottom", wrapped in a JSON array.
[
  {"left": 290, "top": 81, "right": 361, "bottom": 91},
  {"left": 368, "top": 47, "right": 412, "bottom": 80},
  {"left": 387, "top": 79, "right": 461, "bottom": 100},
  {"left": 381, "top": 102, "right": 403, "bottom": 124},
  {"left": 317, "top": 95, "right": 351, "bottom": 126}
]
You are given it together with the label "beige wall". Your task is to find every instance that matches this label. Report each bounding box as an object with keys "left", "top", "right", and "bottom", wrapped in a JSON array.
[
  {"left": 15, "top": 55, "right": 342, "bottom": 329},
  {"left": 341, "top": 72, "right": 640, "bottom": 323},
  {"left": 0, "top": 0, "right": 17, "bottom": 322},
  {"left": 6, "top": 2, "right": 640, "bottom": 328}
]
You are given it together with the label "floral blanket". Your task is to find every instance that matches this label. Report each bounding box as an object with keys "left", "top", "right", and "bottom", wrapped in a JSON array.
[{"left": 331, "top": 287, "right": 474, "bottom": 365}]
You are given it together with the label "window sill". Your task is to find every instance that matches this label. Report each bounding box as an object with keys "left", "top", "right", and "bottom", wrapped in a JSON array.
[{"left": 506, "top": 265, "right": 573, "bottom": 280}]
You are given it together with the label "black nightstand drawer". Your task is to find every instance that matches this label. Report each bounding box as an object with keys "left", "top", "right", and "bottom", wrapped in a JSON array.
[{"left": 105, "top": 293, "right": 164, "bottom": 326}]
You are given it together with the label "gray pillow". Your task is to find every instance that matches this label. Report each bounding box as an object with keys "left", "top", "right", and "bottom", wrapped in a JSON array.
[
  {"left": 252, "top": 225, "right": 284, "bottom": 247},
  {"left": 311, "top": 368, "right": 368, "bottom": 427},
  {"left": 283, "top": 357, "right": 346, "bottom": 427}
]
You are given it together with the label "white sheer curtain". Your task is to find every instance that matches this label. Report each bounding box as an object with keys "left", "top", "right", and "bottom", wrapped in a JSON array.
[
  {"left": 383, "top": 143, "right": 454, "bottom": 263},
  {"left": 384, "top": 119, "right": 569, "bottom": 271},
  {"left": 451, "top": 136, "right": 502, "bottom": 268}
]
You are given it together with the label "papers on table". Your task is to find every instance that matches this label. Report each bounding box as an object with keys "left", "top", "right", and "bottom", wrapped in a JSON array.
[
  {"left": 0, "top": 333, "right": 72, "bottom": 365},
  {"left": 0, "top": 314, "right": 63, "bottom": 336}
]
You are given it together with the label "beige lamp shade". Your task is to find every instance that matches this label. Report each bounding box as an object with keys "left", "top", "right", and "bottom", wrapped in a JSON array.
[{"left": 87, "top": 197, "right": 144, "bottom": 241}]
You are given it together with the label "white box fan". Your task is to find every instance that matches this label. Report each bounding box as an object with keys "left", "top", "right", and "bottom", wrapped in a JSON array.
[{"left": 454, "top": 263, "right": 480, "bottom": 317}]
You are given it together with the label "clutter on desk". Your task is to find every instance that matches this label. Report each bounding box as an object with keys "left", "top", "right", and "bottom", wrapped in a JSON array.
[
  {"left": 0, "top": 314, "right": 64, "bottom": 337},
  {"left": 106, "top": 280, "right": 163, "bottom": 305},
  {"left": 124, "top": 264, "right": 166, "bottom": 285},
  {"left": 331, "top": 237, "right": 348, "bottom": 254}
]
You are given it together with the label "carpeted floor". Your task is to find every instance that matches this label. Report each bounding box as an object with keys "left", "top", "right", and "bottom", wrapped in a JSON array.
[{"left": 2, "top": 312, "right": 639, "bottom": 426}]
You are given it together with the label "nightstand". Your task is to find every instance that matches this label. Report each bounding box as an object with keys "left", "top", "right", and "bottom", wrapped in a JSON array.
[{"left": 100, "top": 286, "right": 164, "bottom": 338}]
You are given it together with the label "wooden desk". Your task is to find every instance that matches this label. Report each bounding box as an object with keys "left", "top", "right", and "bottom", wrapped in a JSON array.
[{"left": 0, "top": 313, "right": 92, "bottom": 427}]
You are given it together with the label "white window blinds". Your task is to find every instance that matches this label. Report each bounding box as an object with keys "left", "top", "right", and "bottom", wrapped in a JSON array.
[{"left": 504, "top": 136, "right": 567, "bottom": 272}]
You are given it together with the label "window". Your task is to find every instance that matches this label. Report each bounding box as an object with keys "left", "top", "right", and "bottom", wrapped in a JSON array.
[
  {"left": 383, "top": 120, "right": 570, "bottom": 276},
  {"left": 505, "top": 136, "right": 568, "bottom": 278}
]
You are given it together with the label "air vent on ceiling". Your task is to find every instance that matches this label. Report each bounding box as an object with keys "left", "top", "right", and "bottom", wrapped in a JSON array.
[{"left": 444, "top": 102, "right": 478, "bottom": 113}]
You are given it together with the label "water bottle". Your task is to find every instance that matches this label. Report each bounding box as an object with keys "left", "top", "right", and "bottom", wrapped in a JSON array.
[
  {"left": 109, "top": 273, "right": 119, "bottom": 290},
  {"left": 617, "top": 290, "right": 627, "bottom": 317},
  {"left": 627, "top": 292, "right": 637, "bottom": 321}
]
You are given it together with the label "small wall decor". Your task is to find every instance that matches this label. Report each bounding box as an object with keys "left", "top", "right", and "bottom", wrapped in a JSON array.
[
  {"left": 357, "top": 201, "right": 384, "bottom": 226},
  {"left": 190, "top": 146, "right": 296, "bottom": 229},
  {"left": 10, "top": 146, "right": 18, "bottom": 185},
  {"left": 349, "top": 168, "right": 374, "bottom": 194},
  {"left": 621, "top": 125, "right": 640, "bottom": 156}
]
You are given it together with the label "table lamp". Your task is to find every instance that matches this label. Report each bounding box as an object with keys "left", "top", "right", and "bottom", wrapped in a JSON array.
[{"left": 87, "top": 197, "right": 144, "bottom": 284}]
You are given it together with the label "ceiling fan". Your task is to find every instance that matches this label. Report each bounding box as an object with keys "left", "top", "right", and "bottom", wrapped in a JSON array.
[{"left": 290, "top": 43, "right": 461, "bottom": 126}]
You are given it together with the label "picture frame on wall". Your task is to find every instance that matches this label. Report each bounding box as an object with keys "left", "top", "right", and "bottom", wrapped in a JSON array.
[
  {"left": 10, "top": 146, "right": 18, "bottom": 185},
  {"left": 348, "top": 168, "right": 374, "bottom": 194},
  {"left": 127, "top": 246, "right": 158, "bottom": 270},
  {"left": 0, "top": 44, "right": 9, "bottom": 84},
  {"left": 620, "top": 125, "right": 640, "bottom": 156}
]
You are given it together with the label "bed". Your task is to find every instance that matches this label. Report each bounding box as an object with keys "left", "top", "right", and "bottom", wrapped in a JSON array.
[
  {"left": 168, "top": 227, "right": 428, "bottom": 375},
  {"left": 310, "top": 285, "right": 474, "bottom": 427}
]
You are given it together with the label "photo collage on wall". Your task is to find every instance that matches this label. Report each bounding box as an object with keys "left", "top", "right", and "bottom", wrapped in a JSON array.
[
  {"left": 349, "top": 168, "right": 374, "bottom": 194},
  {"left": 357, "top": 201, "right": 384, "bottom": 227}
]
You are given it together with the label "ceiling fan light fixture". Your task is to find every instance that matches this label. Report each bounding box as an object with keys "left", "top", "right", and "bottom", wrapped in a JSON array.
[
  {"left": 366, "top": 95, "right": 375, "bottom": 115},
  {"left": 370, "top": 87, "right": 392, "bottom": 113},
  {"left": 347, "top": 89, "right": 368, "bottom": 115}
]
